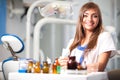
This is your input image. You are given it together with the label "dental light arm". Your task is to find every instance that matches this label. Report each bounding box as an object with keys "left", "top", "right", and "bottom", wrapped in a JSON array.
[
  {"left": 33, "top": 17, "right": 76, "bottom": 61},
  {"left": 26, "top": 0, "right": 52, "bottom": 58}
]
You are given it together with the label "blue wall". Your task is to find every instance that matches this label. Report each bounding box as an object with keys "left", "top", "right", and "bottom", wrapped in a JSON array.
[{"left": 0, "top": 0, "right": 6, "bottom": 44}]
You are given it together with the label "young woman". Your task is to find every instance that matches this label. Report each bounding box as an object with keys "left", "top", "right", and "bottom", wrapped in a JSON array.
[{"left": 59, "top": 2, "right": 116, "bottom": 71}]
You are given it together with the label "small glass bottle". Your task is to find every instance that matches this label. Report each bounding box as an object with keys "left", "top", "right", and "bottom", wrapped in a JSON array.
[
  {"left": 27, "top": 61, "right": 33, "bottom": 73},
  {"left": 34, "top": 61, "right": 41, "bottom": 73},
  {"left": 18, "top": 60, "right": 27, "bottom": 73},
  {"left": 67, "top": 56, "right": 77, "bottom": 70},
  {"left": 52, "top": 61, "right": 57, "bottom": 74},
  {"left": 56, "top": 58, "right": 61, "bottom": 74},
  {"left": 43, "top": 61, "right": 49, "bottom": 73}
]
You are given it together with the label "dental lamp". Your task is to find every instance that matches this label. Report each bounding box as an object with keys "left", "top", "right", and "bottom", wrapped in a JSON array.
[
  {"left": 26, "top": 0, "right": 76, "bottom": 60},
  {"left": 40, "top": 1, "right": 73, "bottom": 18}
]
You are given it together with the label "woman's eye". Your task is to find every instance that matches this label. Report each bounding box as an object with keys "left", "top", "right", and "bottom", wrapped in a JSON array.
[
  {"left": 83, "top": 15, "right": 88, "bottom": 17},
  {"left": 93, "top": 15, "right": 98, "bottom": 18}
]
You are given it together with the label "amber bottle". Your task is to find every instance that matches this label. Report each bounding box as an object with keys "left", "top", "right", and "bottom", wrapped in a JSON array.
[
  {"left": 34, "top": 61, "right": 41, "bottom": 73},
  {"left": 27, "top": 61, "right": 34, "bottom": 73},
  {"left": 67, "top": 56, "right": 77, "bottom": 70},
  {"left": 52, "top": 59, "right": 57, "bottom": 74},
  {"left": 43, "top": 61, "right": 49, "bottom": 73}
]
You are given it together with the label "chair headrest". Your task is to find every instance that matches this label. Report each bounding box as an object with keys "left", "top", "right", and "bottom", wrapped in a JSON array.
[{"left": 1, "top": 34, "right": 24, "bottom": 53}]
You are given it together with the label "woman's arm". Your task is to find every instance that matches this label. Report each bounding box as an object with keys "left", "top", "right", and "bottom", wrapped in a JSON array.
[{"left": 97, "top": 51, "right": 111, "bottom": 71}]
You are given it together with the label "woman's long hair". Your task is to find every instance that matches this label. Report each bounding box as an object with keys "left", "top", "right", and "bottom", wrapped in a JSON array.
[{"left": 69, "top": 2, "right": 104, "bottom": 53}]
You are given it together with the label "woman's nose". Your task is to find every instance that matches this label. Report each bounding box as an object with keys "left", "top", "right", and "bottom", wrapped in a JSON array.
[{"left": 87, "top": 16, "right": 92, "bottom": 21}]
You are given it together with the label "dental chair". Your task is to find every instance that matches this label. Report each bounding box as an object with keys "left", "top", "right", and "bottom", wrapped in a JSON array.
[
  {"left": 107, "top": 69, "right": 120, "bottom": 80},
  {"left": 1, "top": 34, "right": 24, "bottom": 80}
]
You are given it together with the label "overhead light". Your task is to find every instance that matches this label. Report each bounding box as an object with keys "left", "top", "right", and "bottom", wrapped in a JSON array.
[{"left": 40, "top": 1, "right": 73, "bottom": 18}]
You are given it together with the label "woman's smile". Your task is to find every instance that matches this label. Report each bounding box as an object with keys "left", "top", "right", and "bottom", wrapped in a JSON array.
[{"left": 85, "top": 21, "right": 94, "bottom": 26}]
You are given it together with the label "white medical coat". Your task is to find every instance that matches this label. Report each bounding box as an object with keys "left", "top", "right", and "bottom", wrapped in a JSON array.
[{"left": 63, "top": 31, "right": 116, "bottom": 68}]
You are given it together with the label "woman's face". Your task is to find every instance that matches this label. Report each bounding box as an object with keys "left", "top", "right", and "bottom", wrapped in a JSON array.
[{"left": 82, "top": 9, "right": 99, "bottom": 32}]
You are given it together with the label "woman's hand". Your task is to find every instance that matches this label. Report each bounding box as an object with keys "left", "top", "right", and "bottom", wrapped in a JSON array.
[{"left": 58, "top": 56, "right": 69, "bottom": 67}]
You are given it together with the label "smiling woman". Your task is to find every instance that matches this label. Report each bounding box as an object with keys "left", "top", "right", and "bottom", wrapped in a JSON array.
[{"left": 59, "top": 2, "right": 116, "bottom": 72}]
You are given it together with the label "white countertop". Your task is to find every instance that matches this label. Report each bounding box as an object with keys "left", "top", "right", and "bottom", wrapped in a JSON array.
[{"left": 9, "top": 72, "right": 108, "bottom": 80}]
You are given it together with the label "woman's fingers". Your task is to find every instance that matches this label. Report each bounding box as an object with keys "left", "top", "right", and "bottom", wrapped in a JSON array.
[{"left": 58, "top": 57, "right": 69, "bottom": 66}]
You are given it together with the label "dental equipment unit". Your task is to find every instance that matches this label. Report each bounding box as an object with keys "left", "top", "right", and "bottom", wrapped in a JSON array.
[{"left": 26, "top": 0, "right": 76, "bottom": 62}]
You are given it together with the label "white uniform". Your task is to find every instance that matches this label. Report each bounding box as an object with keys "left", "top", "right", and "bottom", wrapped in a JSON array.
[{"left": 63, "top": 31, "right": 116, "bottom": 68}]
